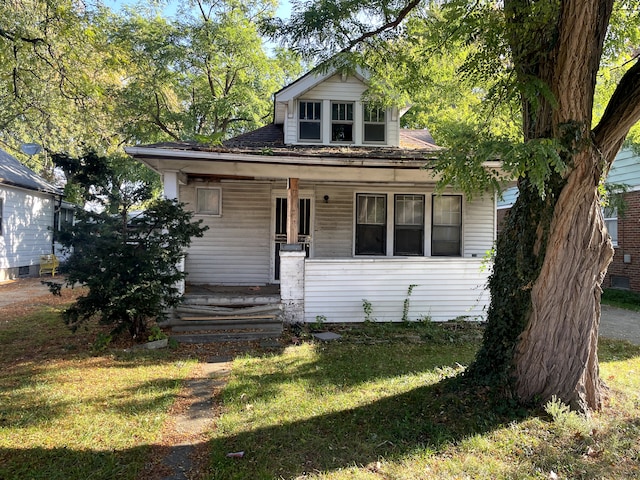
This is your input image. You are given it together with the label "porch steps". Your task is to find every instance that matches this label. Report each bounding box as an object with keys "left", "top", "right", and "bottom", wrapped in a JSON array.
[{"left": 166, "top": 294, "right": 283, "bottom": 343}]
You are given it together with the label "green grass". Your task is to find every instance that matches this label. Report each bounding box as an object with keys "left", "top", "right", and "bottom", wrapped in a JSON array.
[
  {"left": 0, "top": 306, "right": 197, "bottom": 480},
  {"left": 602, "top": 288, "right": 640, "bottom": 311},
  {"left": 206, "top": 322, "right": 640, "bottom": 480}
]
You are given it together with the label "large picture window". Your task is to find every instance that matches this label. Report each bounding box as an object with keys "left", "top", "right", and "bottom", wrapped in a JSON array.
[
  {"left": 394, "top": 194, "right": 424, "bottom": 255},
  {"left": 299, "top": 101, "right": 322, "bottom": 141},
  {"left": 196, "top": 188, "right": 221, "bottom": 216},
  {"left": 363, "top": 105, "right": 386, "bottom": 143},
  {"left": 356, "top": 194, "right": 386, "bottom": 255},
  {"left": 331, "top": 102, "right": 354, "bottom": 142},
  {"left": 432, "top": 195, "right": 462, "bottom": 256}
]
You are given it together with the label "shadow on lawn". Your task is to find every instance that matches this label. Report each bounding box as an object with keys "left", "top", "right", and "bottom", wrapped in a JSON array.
[{"left": 207, "top": 374, "right": 528, "bottom": 479}]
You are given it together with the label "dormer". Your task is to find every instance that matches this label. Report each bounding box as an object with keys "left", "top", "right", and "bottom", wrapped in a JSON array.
[{"left": 274, "top": 70, "right": 407, "bottom": 148}]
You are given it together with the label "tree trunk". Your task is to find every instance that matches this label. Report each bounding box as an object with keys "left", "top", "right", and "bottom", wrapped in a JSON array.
[{"left": 514, "top": 149, "right": 614, "bottom": 411}]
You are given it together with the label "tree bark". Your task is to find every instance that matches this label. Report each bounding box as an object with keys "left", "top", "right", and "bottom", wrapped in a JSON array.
[{"left": 513, "top": 149, "right": 614, "bottom": 411}]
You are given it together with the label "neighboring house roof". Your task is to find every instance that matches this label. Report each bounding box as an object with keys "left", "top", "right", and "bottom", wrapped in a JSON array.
[{"left": 0, "top": 148, "right": 62, "bottom": 195}]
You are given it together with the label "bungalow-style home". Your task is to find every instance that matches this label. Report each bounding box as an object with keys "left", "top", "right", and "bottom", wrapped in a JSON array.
[
  {"left": 126, "top": 69, "right": 499, "bottom": 323},
  {"left": 498, "top": 148, "right": 640, "bottom": 293},
  {"left": 0, "top": 148, "right": 64, "bottom": 281}
]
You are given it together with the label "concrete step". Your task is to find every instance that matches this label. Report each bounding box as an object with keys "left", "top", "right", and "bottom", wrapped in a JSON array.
[
  {"left": 171, "top": 331, "right": 282, "bottom": 343},
  {"left": 182, "top": 295, "right": 281, "bottom": 307},
  {"left": 172, "top": 322, "right": 283, "bottom": 333}
]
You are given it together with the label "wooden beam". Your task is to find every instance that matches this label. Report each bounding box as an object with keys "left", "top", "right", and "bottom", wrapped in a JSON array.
[{"left": 287, "top": 177, "right": 299, "bottom": 244}]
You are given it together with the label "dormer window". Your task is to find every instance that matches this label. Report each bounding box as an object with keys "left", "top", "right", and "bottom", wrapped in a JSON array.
[
  {"left": 364, "top": 105, "right": 386, "bottom": 143},
  {"left": 331, "top": 102, "right": 354, "bottom": 142},
  {"left": 299, "top": 101, "right": 321, "bottom": 141}
]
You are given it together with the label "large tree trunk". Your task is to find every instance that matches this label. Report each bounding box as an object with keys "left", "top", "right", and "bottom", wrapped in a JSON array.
[{"left": 513, "top": 150, "right": 614, "bottom": 411}]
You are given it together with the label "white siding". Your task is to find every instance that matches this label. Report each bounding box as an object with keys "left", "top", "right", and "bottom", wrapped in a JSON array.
[
  {"left": 463, "top": 194, "right": 496, "bottom": 257},
  {"left": 608, "top": 148, "right": 640, "bottom": 190},
  {"left": 181, "top": 181, "right": 272, "bottom": 285},
  {"left": 304, "top": 258, "right": 490, "bottom": 323},
  {"left": 0, "top": 185, "right": 55, "bottom": 270},
  {"left": 312, "top": 185, "right": 354, "bottom": 258}
]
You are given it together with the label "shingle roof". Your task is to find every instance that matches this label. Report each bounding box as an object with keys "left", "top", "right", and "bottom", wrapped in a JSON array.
[
  {"left": 135, "top": 125, "right": 441, "bottom": 163},
  {"left": 0, "top": 148, "right": 62, "bottom": 195}
]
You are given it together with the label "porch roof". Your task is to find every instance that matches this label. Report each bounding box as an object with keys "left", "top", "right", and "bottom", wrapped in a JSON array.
[{"left": 125, "top": 127, "right": 501, "bottom": 184}]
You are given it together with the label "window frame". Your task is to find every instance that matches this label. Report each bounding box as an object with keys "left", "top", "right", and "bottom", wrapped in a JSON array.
[
  {"left": 355, "top": 193, "right": 387, "bottom": 255},
  {"left": 603, "top": 206, "right": 618, "bottom": 247},
  {"left": 0, "top": 197, "right": 3, "bottom": 236},
  {"left": 431, "top": 195, "right": 462, "bottom": 257},
  {"left": 298, "top": 100, "right": 322, "bottom": 142},
  {"left": 394, "top": 194, "right": 425, "bottom": 256},
  {"left": 363, "top": 105, "right": 386, "bottom": 144},
  {"left": 331, "top": 101, "right": 354, "bottom": 143},
  {"left": 195, "top": 187, "right": 222, "bottom": 216}
]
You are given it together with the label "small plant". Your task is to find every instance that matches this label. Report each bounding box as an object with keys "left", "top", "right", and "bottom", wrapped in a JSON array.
[
  {"left": 92, "top": 332, "right": 112, "bottom": 353},
  {"left": 402, "top": 284, "right": 418, "bottom": 322},
  {"left": 544, "top": 396, "right": 593, "bottom": 437},
  {"left": 312, "top": 315, "right": 327, "bottom": 331},
  {"left": 148, "top": 325, "right": 168, "bottom": 342},
  {"left": 362, "top": 299, "right": 375, "bottom": 323}
]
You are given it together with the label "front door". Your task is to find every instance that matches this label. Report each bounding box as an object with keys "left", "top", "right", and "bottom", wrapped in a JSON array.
[{"left": 273, "top": 197, "right": 312, "bottom": 281}]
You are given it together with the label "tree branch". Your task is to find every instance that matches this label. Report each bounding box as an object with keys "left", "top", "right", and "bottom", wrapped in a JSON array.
[
  {"left": 340, "top": 0, "right": 422, "bottom": 53},
  {"left": 593, "top": 58, "right": 640, "bottom": 161}
]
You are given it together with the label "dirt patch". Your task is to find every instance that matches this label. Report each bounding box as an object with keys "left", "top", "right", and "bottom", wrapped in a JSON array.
[{"left": 0, "top": 276, "right": 76, "bottom": 318}]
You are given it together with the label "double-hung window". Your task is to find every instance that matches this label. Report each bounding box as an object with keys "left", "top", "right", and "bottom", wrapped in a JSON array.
[
  {"left": 331, "top": 102, "right": 354, "bottom": 142},
  {"left": 394, "top": 195, "right": 424, "bottom": 255},
  {"left": 363, "top": 105, "right": 386, "bottom": 143},
  {"left": 299, "top": 101, "right": 322, "bottom": 141},
  {"left": 356, "top": 194, "right": 386, "bottom": 255},
  {"left": 432, "top": 195, "right": 462, "bottom": 256},
  {"left": 603, "top": 207, "right": 618, "bottom": 247}
]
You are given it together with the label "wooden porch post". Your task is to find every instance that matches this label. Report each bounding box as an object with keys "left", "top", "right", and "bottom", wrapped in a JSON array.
[{"left": 287, "top": 178, "right": 299, "bottom": 244}]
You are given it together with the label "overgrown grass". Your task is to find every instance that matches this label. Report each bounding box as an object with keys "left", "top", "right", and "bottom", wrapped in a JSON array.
[
  {"left": 602, "top": 288, "right": 640, "bottom": 311},
  {"left": 0, "top": 306, "right": 197, "bottom": 480},
  {"left": 206, "top": 322, "right": 640, "bottom": 480}
]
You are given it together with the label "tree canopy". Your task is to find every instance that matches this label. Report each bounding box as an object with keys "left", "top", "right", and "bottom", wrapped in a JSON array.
[{"left": 1, "top": 0, "right": 301, "bottom": 176}]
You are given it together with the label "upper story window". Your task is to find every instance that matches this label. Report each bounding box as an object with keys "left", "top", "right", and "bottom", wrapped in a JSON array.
[
  {"left": 331, "top": 102, "right": 354, "bottom": 142},
  {"left": 364, "top": 105, "right": 386, "bottom": 143},
  {"left": 299, "top": 101, "right": 321, "bottom": 141}
]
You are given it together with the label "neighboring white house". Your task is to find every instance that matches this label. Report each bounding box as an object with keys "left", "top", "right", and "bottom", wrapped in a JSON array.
[
  {"left": 0, "top": 148, "right": 63, "bottom": 281},
  {"left": 126, "top": 69, "right": 500, "bottom": 323}
]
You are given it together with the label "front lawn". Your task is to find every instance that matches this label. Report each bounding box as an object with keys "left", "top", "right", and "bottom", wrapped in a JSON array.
[
  {"left": 0, "top": 306, "right": 197, "bottom": 480},
  {"left": 206, "top": 322, "right": 640, "bottom": 480}
]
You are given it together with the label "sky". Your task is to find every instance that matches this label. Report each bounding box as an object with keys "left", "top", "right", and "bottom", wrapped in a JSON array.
[{"left": 106, "top": 0, "right": 292, "bottom": 19}]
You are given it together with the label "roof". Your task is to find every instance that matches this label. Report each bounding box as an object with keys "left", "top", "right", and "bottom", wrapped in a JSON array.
[
  {"left": 0, "top": 148, "right": 62, "bottom": 195},
  {"left": 134, "top": 126, "right": 441, "bottom": 162}
]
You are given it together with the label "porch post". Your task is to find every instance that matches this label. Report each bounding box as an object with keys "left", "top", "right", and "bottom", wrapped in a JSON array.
[
  {"left": 287, "top": 178, "right": 299, "bottom": 244},
  {"left": 279, "top": 248, "right": 306, "bottom": 323},
  {"left": 281, "top": 177, "right": 304, "bottom": 323},
  {"left": 163, "top": 170, "right": 185, "bottom": 295}
]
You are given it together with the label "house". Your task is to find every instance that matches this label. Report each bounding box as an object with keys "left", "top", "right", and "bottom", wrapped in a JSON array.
[
  {"left": 0, "top": 148, "right": 64, "bottom": 281},
  {"left": 497, "top": 148, "right": 640, "bottom": 293},
  {"left": 126, "top": 69, "right": 499, "bottom": 323}
]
